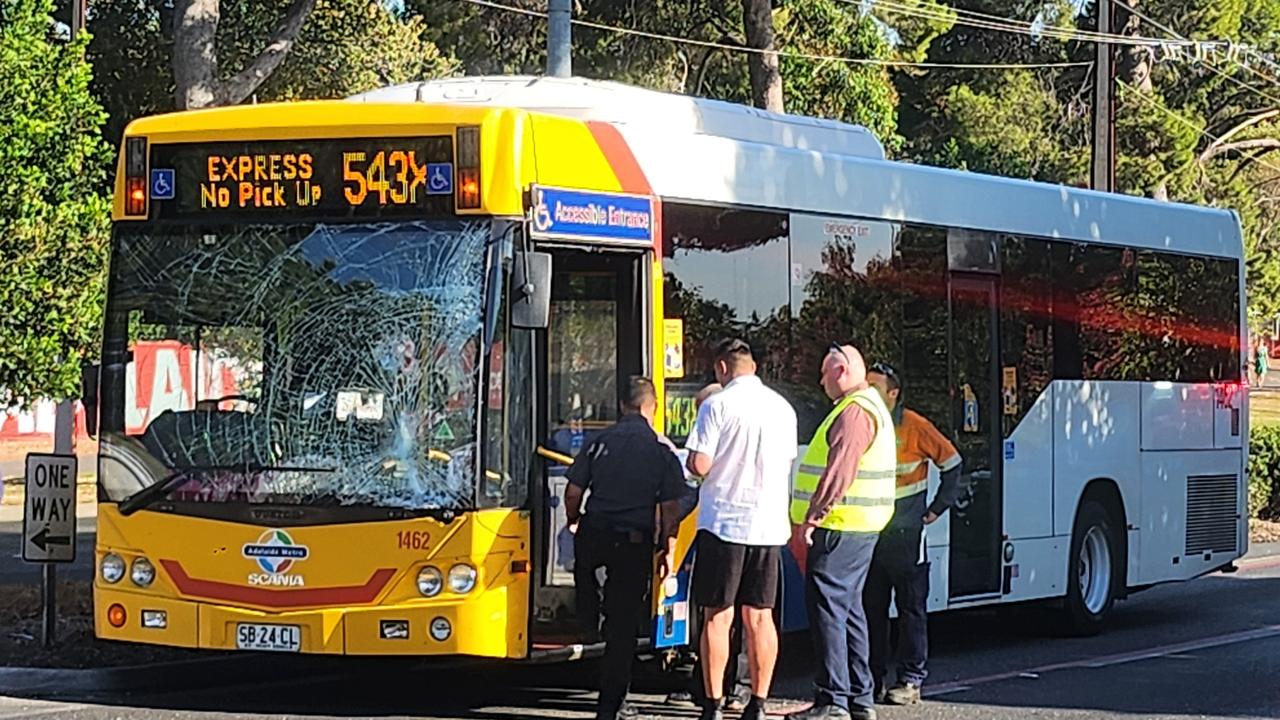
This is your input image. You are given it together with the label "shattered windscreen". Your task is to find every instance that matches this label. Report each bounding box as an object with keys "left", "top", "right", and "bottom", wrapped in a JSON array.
[{"left": 98, "top": 220, "right": 489, "bottom": 510}]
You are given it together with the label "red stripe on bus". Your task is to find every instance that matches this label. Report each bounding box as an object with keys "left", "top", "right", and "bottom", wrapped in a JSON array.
[
  {"left": 160, "top": 560, "right": 396, "bottom": 608},
  {"left": 586, "top": 121, "right": 653, "bottom": 196}
]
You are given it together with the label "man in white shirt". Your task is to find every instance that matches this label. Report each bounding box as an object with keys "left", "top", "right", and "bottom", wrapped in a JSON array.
[{"left": 686, "top": 338, "right": 799, "bottom": 720}]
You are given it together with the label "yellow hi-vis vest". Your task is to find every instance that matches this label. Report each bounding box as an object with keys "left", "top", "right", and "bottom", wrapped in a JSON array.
[{"left": 790, "top": 386, "right": 897, "bottom": 533}]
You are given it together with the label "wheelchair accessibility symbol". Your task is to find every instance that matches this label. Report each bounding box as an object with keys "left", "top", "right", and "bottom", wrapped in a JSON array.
[
  {"left": 425, "top": 163, "right": 453, "bottom": 195},
  {"left": 150, "top": 169, "right": 175, "bottom": 200}
]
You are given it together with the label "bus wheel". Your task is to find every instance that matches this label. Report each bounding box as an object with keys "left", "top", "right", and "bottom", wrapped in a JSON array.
[{"left": 1063, "top": 499, "right": 1118, "bottom": 636}]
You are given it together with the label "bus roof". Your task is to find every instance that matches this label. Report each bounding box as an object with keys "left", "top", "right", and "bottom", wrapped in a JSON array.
[{"left": 351, "top": 76, "right": 1243, "bottom": 261}]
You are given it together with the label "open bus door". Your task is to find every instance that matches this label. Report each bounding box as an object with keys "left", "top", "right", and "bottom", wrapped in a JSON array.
[{"left": 528, "top": 246, "right": 656, "bottom": 650}]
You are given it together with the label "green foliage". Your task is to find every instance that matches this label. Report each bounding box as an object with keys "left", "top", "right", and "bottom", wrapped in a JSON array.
[
  {"left": 88, "top": 0, "right": 456, "bottom": 142},
  {"left": 1249, "top": 423, "right": 1280, "bottom": 519},
  {"left": 0, "top": 0, "right": 111, "bottom": 403}
]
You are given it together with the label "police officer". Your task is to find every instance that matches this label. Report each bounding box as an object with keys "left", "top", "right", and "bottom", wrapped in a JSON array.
[
  {"left": 564, "top": 377, "right": 689, "bottom": 720},
  {"left": 788, "top": 344, "right": 897, "bottom": 720},
  {"left": 864, "top": 362, "right": 964, "bottom": 707}
]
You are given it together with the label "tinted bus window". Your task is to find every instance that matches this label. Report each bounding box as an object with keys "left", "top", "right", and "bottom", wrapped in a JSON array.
[
  {"left": 661, "top": 201, "right": 791, "bottom": 390},
  {"left": 1001, "top": 237, "right": 1054, "bottom": 426},
  {"left": 1134, "top": 251, "right": 1241, "bottom": 382},
  {"left": 1052, "top": 243, "right": 1139, "bottom": 381},
  {"left": 899, "top": 224, "right": 950, "bottom": 433},
  {"left": 789, "top": 214, "right": 902, "bottom": 437}
]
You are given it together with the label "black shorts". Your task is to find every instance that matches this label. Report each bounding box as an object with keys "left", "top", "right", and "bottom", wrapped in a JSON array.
[{"left": 692, "top": 530, "right": 781, "bottom": 609}]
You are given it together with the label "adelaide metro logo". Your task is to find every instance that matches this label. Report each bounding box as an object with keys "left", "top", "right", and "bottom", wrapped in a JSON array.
[{"left": 243, "top": 529, "right": 309, "bottom": 575}]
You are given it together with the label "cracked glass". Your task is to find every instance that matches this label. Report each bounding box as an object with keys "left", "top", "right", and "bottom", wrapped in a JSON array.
[{"left": 99, "top": 220, "right": 489, "bottom": 510}]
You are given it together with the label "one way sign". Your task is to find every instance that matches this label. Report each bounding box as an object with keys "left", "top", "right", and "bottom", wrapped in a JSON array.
[{"left": 23, "top": 454, "right": 77, "bottom": 563}]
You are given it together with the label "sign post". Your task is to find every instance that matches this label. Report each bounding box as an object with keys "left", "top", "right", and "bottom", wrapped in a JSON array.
[{"left": 24, "top": 448, "right": 77, "bottom": 648}]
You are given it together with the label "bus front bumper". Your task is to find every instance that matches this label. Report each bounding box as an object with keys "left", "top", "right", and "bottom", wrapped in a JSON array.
[{"left": 94, "top": 585, "right": 527, "bottom": 658}]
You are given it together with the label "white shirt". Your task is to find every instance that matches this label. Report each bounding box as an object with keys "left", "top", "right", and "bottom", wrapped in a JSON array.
[{"left": 685, "top": 375, "right": 798, "bottom": 546}]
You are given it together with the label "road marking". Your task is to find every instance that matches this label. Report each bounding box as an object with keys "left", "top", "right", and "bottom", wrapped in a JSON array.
[
  {"left": 924, "top": 623, "right": 1280, "bottom": 697},
  {"left": 0, "top": 704, "right": 86, "bottom": 719}
]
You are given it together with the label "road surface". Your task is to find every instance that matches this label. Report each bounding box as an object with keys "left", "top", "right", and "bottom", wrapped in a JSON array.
[{"left": 2, "top": 548, "right": 1278, "bottom": 719}]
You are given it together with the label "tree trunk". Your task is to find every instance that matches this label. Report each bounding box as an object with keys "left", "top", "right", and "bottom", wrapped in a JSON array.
[
  {"left": 172, "top": 0, "right": 316, "bottom": 110},
  {"left": 740, "top": 0, "right": 783, "bottom": 113},
  {"left": 172, "top": 0, "right": 220, "bottom": 109},
  {"left": 1115, "top": 0, "right": 1152, "bottom": 93}
]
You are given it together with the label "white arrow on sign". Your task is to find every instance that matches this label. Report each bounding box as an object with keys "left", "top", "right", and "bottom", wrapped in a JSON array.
[{"left": 23, "top": 453, "right": 78, "bottom": 563}]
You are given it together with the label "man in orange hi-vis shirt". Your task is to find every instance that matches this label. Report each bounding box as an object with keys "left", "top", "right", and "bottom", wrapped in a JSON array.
[{"left": 864, "top": 362, "right": 965, "bottom": 708}]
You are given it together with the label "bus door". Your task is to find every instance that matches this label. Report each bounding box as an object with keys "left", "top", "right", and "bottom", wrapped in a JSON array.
[
  {"left": 531, "top": 246, "right": 651, "bottom": 642},
  {"left": 947, "top": 273, "right": 1004, "bottom": 600}
]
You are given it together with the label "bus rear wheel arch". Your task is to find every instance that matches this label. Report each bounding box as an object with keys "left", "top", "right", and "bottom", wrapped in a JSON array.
[{"left": 1062, "top": 485, "right": 1126, "bottom": 636}]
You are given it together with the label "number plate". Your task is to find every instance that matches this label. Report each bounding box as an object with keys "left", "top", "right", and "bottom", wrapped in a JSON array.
[{"left": 235, "top": 623, "right": 301, "bottom": 652}]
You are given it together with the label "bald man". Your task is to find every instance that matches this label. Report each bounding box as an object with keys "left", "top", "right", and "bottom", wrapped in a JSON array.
[{"left": 787, "top": 344, "right": 897, "bottom": 720}]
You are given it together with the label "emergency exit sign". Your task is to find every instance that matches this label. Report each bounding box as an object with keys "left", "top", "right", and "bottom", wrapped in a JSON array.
[{"left": 23, "top": 453, "right": 78, "bottom": 563}]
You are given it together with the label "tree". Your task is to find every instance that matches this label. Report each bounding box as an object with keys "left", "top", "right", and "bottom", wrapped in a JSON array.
[
  {"left": 0, "top": 0, "right": 112, "bottom": 403},
  {"left": 740, "top": 0, "right": 784, "bottom": 112},
  {"left": 171, "top": 0, "right": 317, "bottom": 109},
  {"left": 89, "top": 0, "right": 456, "bottom": 141}
]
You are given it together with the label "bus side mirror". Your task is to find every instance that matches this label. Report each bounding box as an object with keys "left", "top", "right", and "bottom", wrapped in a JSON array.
[
  {"left": 81, "top": 362, "right": 100, "bottom": 439},
  {"left": 512, "top": 251, "right": 552, "bottom": 329}
]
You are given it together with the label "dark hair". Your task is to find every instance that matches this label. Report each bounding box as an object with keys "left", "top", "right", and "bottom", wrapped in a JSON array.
[
  {"left": 713, "top": 337, "right": 753, "bottom": 364},
  {"left": 869, "top": 361, "right": 902, "bottom": 392},
  {"left": 622, "top": 376, "right": 658, "bottom": 413}
]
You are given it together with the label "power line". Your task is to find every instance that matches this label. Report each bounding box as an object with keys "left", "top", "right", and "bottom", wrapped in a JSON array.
[
  {"left": 854, "top": 0, "right": 1174, "bottom": 47},
  {"left": 1117, "top": 80, "right": 1280, "bottom": 177},
  {"left": 454, "top": 0, "right": 1092, "bottom": 70},
  {"left": 1119, "top": 2, "right": 1280, "bottom": 108}
]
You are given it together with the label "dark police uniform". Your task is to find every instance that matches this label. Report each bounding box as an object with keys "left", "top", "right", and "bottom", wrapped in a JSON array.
[{"left": 566, "top": 413, "right": 688, "bottom": 719}]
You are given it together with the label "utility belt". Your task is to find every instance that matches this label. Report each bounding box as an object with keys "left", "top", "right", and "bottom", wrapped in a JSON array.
[{"left": 578, "top": 517, "right": 652, "bottom": 545}]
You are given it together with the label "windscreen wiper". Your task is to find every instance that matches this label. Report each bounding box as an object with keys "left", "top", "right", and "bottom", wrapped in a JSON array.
[
  {"left": 117, "top": 465, "right": 339, "bottom": 516},
  {"left": 118, "top": 470, "right": 188, "bottom": 516}
]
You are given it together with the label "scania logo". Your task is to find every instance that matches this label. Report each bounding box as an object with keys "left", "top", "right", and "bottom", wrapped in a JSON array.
[{"left": 242, "top": 529, "right": 309, "bottom": 575}]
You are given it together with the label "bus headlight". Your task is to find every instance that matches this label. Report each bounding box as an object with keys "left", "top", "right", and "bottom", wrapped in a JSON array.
[
  {"left": 130, "top": 558, "right": 156, "bottom": 587},
  {"left": 417, "top": 566, "right": 443, "bottom": 597},
  {"left": 448, "top": 563, "right": 477, "bottom": 594},
  {"left": 101, "top": 553, "right": 125, "bottom": 584}
]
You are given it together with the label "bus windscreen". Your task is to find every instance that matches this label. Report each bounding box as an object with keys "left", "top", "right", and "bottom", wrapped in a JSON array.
[{"left": 98, "top": 220, "right": 490, "bottom": 511}]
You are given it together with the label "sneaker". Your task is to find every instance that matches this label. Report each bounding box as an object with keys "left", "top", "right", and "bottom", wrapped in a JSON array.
[
  {"left": 849, "top": 706, "right": 878, "bottom": 720},
  {"left": 665, "top": 690, "right": 695, "bottom": 706},
  {"left": 726, "top": 686, "right": 752, "bottom": 711},
  {"left": 874, "top": 686, "right": 887, "bottom": 705},
  {"left": 785, "top": 704, "right": 853, "bottom": 720},
  {"left": 885, "top": 682, "right": 922, "bottom": 706},
  {"left": 596, "top": 701, "right": 641, "bottom": 720}
]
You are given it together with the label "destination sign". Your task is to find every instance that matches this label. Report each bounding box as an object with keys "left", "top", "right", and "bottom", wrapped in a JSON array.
[{"left": 150, "top": 137, "right": 455, "bottom": 219}]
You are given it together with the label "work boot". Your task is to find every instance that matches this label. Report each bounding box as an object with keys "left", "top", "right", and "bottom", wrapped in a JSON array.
[
  {"left": 885, "top": 682, "right": 922, "bottom": 706},
  {"left": 874, "top": 685, "right": 887, "bottom": 705},
  {"left": 785, "top": 704, "right": 853, "bottom": 720}
]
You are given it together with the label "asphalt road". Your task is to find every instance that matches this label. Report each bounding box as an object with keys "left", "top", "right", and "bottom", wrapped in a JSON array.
[{"left": 2, "top": 551, "right": 1280, "bottom": 719}]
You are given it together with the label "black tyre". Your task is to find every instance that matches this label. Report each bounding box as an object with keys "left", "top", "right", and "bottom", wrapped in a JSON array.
[{"left": 1062, "top": 499, "right": 1120, "bottom": 636}]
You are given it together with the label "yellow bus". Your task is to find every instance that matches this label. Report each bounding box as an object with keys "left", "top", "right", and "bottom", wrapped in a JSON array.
[
  {"left": 91, "top": 77, "right": 706, "bottom": 659},
  {"left": 91, "top": 74, "right": 1247, "bottom": 659}
]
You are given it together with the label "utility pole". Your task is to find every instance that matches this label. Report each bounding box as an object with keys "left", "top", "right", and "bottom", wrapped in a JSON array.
[
  {"left": 1091, "top": 0, "right": 1115, "bottom": 193},
  {"left": 547, "top": 0, "right": 572, "bottom": 78}
]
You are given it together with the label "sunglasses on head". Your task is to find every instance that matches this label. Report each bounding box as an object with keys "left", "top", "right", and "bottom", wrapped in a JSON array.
[
  {"left": 828, "top": 343, "right": 853, "bottom": 367},
  {"left": 869, "top": 361, "right": 900, "bottom": 385}
]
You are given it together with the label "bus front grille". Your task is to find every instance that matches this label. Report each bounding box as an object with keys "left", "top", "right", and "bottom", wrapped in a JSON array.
[{"left": 1185, "top": 473, "right": 1239, "bottom": 556}]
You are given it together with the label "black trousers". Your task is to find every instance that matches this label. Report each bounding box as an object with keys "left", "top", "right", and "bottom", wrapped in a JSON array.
[
  {"left": 865, "top": 526, "right": 930, "bottom": 689},
  {"left": 575, "top": 526, "right": 653, "bottom": 717}
]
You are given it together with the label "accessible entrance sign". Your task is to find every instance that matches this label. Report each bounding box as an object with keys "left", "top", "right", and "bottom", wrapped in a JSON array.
[{"left": 23, "top": 453, "right": 78, "bottom": 563}]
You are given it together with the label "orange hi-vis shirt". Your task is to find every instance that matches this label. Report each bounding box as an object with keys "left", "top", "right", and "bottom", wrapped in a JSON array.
[{"left": 896, "top": 408, "right": 962, "bottom": 499}]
